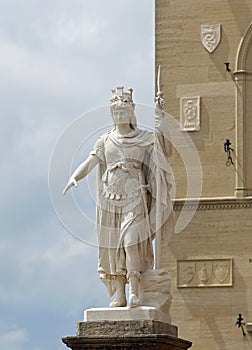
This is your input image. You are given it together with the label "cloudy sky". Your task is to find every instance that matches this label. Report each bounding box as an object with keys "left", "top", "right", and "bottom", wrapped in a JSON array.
[{"left": 0, "top": 1, "right": 155, "bottom": 349}]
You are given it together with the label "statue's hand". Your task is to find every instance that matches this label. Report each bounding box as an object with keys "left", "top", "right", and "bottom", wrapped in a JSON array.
[
  {"left": 63, "top": 177, "right": 78, "bottom": 196},
  {"left": 155, "top": 96, "right": 165, "bottom": 109},
  {"left": 155, "top": 104, "right": 165, "bottom": 129}
]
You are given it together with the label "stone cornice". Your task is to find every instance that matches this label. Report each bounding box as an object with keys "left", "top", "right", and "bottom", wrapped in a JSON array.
[
  {"left": 173, "top": 197, "right": 252, "bottom": 211},
  {"left": 233, "top": 70, "right": 252, "bottom": 75}
]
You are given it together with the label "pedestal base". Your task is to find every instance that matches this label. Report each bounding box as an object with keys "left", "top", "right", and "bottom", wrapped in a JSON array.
[
  {"left": 62, "top": 334, "right": 192, "bottom": 350},
  {"left": 84, "top": 306, "right": 171, "bottom": 324},
  {"left": 62, "top": 307, "right": 192, "bottom": 350}
]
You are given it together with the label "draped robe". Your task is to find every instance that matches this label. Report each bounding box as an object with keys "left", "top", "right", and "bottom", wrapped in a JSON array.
[{"left": 89, "top": 124, "right": 173, "bottom": 289}]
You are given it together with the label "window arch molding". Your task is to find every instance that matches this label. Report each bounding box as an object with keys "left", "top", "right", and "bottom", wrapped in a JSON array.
[
  {"left": 234, "top": 21, "right": 252, "bottom": 197},
  {"left": 235, "top": 21, "right": 252, "bottom": 71}
]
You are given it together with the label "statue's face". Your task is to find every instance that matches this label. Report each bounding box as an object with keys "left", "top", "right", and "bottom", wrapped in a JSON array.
[{"left": 112, "top": 108, "right": 131, "bottom": 125}]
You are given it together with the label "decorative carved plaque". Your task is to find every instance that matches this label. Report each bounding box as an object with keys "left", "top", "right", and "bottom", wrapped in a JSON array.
[
  {"left": 180, "top": 97, "right": 200, "bottom": 131},
  {"left": 201, "top": 24, "right": 221, "bottom": 53},
  {"left": 177, "top": 259, "right": 232, "bottom": 287}
]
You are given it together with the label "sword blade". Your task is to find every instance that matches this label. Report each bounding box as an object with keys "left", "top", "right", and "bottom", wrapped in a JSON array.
[{"left": 157, "top": 65, "right": 162, "bottom": 94}]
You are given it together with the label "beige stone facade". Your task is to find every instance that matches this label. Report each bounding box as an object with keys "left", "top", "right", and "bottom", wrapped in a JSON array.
[{"left": 156, "top": 0, "right": 252, "bottom": 349}]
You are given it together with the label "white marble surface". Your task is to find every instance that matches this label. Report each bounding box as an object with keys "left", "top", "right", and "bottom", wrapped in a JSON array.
[
  {"left": 63, "top": 83, "right": 173, "bottom": 311},
  {"left": 84, "top": 306, "right": 171, "bottom": 324}
]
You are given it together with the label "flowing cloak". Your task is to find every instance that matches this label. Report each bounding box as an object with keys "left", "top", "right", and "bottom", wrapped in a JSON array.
[{"left": 90, "top": 125, "right": 173, "bottom": 279}]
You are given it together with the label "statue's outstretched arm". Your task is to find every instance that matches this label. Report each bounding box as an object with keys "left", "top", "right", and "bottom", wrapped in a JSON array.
[{"left": 63, "top": 154, "right": 99, "bottom": 195}]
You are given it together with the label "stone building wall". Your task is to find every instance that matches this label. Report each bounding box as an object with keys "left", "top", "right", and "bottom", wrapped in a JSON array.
[
  {"left": 160, "top": 199, "right": 252, "bottom": 350},
  {"left": 156, "top": 0, "right": 252, "bottom": 198},
  {"left": 156, "top": 1, "right": 252, "bottom": 349}
]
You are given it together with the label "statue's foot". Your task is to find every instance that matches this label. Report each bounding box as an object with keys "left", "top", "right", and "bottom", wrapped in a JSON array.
[
  {"left": 129, "top": 294, "right": 141, "bottom": 308},
  {"left": 109, "top": 296, "right": 127, "bottom": 307}
]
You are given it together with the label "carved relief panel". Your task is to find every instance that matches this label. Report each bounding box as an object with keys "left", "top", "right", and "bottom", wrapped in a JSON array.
[
  {"left": 180, "top": 97, "right": 200, "bottom": 131},
  {"left": 177, "top": 259, "right": 233, "bottom": 287}
]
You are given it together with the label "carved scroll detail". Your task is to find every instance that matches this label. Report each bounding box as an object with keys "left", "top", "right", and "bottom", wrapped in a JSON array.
[{"left": 180, "top": 97, "right": 200, "bottom": 131}]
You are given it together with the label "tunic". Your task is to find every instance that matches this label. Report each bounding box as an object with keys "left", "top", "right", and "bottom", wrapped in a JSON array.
[{"left": 90, "top": 127, "right": 172, "bottom": 281}]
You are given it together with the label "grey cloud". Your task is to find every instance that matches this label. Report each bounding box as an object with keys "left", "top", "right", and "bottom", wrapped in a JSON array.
[{"left": 0, "top": 0, "right": 154, "bottom": 348}]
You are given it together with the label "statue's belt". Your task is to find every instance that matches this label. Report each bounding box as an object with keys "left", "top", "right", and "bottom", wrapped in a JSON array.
[{"left": 102, "top": 160, "right": 142, "bottom": 183}]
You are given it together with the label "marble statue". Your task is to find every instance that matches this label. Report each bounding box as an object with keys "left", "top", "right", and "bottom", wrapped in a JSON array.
[{"left": 63, "top": 68, "right": 173, "bottom": 308}]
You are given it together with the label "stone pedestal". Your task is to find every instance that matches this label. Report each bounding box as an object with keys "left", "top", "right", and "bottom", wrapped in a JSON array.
[
  {"left": 84, "top": 306, "right": 171, "bottom": 323},
  {"left": 62, "top": 307, "right": 192, "bottom": 350}
]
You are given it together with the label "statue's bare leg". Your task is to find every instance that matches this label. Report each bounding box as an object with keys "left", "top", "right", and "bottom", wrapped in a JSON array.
[
  {"left": 109, "top": 275, "right": 127, "bottom": 307},
  {"left": 128, "top": 271, "right": 141, "bottom": 307},
  {"left": 124, "top": 244, "right": 142, "bottom": 307}
]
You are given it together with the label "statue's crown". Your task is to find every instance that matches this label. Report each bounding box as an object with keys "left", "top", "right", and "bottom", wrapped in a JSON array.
[{"left": 110, "top": 86, "right": 135, "bottom": 109}]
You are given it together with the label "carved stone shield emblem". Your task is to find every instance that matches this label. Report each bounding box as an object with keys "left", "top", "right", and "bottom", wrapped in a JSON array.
[
  {"left": 214, "top": 262, "right": 229, "bottom": 284},
  {"left": 197, "top": 261, "right": 212, "bottom": 284},
  {"left": 180, "top": 262, "right": 196, "bottom": 285},
  {"left": 201, "top": 24, "right": 221, "bottom": 53}
]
